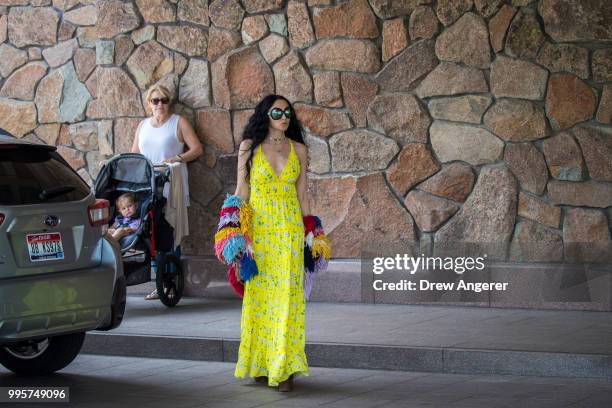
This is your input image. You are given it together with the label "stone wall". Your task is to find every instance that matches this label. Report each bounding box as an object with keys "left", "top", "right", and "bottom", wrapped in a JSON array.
[{"left": 1, "top": 0, "right": 611, "bottom": 264}]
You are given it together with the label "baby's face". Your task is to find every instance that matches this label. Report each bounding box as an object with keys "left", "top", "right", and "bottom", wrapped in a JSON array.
[{"left": 119, "top": 201, "right": 137, "bottom": 218}]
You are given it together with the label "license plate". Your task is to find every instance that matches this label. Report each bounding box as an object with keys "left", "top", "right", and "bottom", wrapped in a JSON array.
[{"left": 26, "top": 233, "right": 64, "bottom": 262}]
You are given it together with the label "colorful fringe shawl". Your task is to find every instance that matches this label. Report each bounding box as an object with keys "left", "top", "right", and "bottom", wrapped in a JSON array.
[
  {"left": 303, "top": 215, "right": 332, "bottom": 300},
  {"left": 214, "top": 194, "right": 258, "bottom": 297}
]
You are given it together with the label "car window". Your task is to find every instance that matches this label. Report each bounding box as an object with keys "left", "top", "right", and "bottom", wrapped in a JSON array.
[{"left": 0, "top": 148, "right": 90, "bottom": 205}]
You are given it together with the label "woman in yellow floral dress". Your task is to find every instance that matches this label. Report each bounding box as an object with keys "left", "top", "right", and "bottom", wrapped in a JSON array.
[{"left": 233, "top": 95, "right": 310, "bottom": 391}]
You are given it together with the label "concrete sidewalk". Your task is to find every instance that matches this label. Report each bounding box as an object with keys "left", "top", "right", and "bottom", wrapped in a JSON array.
[
  {"left": 83, "top": 293, "right": 612, "bottom": 380},
  {"left": 4, "top": 355, "right": 612, "bottom": 407}
]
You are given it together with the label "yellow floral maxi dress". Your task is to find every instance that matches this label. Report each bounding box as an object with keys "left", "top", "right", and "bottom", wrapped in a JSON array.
[{"left": 234, "top": 139, "right": 309, "bottom": 386}]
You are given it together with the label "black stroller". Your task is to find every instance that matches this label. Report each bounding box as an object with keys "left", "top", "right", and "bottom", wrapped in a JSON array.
[{"left": 94, "top": 153, "right": 184, "bottom": 307}]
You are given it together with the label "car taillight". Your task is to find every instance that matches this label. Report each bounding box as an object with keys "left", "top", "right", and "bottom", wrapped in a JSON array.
[
  {"left": 88, "top": 199, "right": 110, "bottom": 226},
  {"left": 0, "top": 213, "right": 4, "bottom": 227}
]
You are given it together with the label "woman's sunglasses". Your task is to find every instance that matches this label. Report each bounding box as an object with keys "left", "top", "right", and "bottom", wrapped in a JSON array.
[
  {"left": 150, "top": 97, "right": 170, "bottom": 105},
  {"left": 268, "top": 107, "right": 293, "bottom": 120}
]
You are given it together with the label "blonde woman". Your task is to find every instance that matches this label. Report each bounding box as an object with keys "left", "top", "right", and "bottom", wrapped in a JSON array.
[{"left": 132, "top": 84, "right": 203, "bottom": 300}]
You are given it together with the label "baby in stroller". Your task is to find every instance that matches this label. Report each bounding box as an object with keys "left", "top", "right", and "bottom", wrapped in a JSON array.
[
  {"left": 94, "top": 153, "right": 184, "bottom": 307},
  {"left": 108, "top": 193, "right": 141, "bottom": 242}
]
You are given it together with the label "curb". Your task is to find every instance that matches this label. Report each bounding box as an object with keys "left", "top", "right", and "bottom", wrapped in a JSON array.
[{"left": 82, "top": 332, "right": 612, "bottom": 380}]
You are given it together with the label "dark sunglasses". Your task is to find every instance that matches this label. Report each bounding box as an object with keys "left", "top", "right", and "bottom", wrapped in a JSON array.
[
  {"left": 268, "top": 107, "right": 293, "bottom": 120},
  {"left": 150, "top": 97, "right": 170, "bottom": 105}
]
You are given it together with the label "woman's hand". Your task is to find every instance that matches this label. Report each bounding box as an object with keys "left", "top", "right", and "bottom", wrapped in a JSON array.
[
  {"left": 163, "top": 155, "right": 183, "bottom": 164},
  {"left": 234, "top": 263, "right": 244, "bottom": 283}
]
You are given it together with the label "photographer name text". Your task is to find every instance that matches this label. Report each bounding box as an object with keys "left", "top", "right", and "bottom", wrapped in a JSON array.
[
  {"left": 373, "top": 279, "right": 508, "bottom": 292},
  {"left": 370, "top": 254, "right": 509, "bottom": 292}
]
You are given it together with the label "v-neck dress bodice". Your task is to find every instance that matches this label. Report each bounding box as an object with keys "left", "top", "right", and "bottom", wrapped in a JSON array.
[
  {"left": 235, "top": 139, "right": 308, "bottom": 386},
  {"left": 249, "top": 139, "right": 303, "bottom": 233},
  {"left": 251, "top": 140, "right": 300, "bottom": 191}
]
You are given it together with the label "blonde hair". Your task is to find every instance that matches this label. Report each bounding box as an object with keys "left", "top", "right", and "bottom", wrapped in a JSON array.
[
  {"left": 116, "top": 193, "right": 137, "bottom": 208},
  {"left": 145, "top": 84, "right": 172, "bottom": 104}
]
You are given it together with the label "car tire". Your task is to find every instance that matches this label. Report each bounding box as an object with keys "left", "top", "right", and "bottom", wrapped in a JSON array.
[{"left": 0, "top": 332, "right": 86, "bottom": 375}]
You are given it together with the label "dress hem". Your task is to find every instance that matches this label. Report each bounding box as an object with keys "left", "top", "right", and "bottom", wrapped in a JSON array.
[{"left": 234, "top": 368, "right": 310, "bottom": 387}]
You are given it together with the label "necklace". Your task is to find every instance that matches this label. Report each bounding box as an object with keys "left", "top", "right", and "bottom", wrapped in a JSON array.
[{"left": 265, "top": 134, "right": 285, "bottom": 153}]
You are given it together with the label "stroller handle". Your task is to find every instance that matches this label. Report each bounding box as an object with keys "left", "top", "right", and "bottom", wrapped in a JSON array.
[{"left": 153, "top": 163, "right": 171, "bottom": 186}]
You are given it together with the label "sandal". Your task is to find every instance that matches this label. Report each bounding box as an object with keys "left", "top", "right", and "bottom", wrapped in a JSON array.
[
  {"left": 254, "top": 376, "right": 268, "bottom": 384},
  {"left": 144, "top": 289, "right": 159, "bottom": 300},
  {"left": 278, "top": 374, "right": 294, "bottom": 392}
]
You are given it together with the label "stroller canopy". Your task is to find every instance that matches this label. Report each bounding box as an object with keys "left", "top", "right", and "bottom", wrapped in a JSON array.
[{"left": 94, "top": 153, "right": 156, "bottom": 200}]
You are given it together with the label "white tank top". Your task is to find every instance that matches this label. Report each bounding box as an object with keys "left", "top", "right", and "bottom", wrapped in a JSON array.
[{"left": 138, "top": 114, "right": 190, "bottom": 206}]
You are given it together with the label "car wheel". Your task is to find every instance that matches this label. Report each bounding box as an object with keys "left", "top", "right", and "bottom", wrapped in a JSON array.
[
  {"left": 0, "top": 332, "right": 86, "bottom": 375},
  {"left": 156, "top": 253, "right": 184, "bottom": 308}
]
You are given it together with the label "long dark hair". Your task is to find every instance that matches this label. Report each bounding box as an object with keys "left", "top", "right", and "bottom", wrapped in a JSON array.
[{"left": 240, "top": 94, "right": 305, "bottom": 180}]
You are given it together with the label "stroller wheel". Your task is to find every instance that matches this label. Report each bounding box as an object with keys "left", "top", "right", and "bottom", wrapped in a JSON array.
[{"left": 155, "top": 253, "right": 184, "bottom": 307}]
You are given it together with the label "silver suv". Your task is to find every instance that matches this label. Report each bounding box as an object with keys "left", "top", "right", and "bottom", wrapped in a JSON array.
[{"left": 0, "top": 132, "right": 125, "bottom": 375}]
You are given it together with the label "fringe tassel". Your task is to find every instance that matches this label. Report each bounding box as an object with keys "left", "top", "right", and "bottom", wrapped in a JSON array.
[
  {"left": 314, "top": 256, "right": 329, "bottom": 274},
  {"left": 223, "top": 194, "right": 243, "bottom": 208},
  {"left": 220, "top": 206, "right": 239, "bottom": 217},
  {"left": 304, "top": 244, "right": 315, "bottom": 273},
  {"left": 240, "top": 201, "right": 253, "bottom": 235},
  {"left": 214, "top": 194, "right": 260, "bottom": 298},
  {"left": 304, "top": 270, "right": 315, "bottom": 300},
  {"left": 243, "top": 233, "right": 253, "bottom": 247},
  {"left": 217, "top": 212, "right": 240, "bottom": 229},
  {"left": 302, "top": 215, "right": 332, "bottom": 300},
  {"left": 228, "top": 263, "right": 244, "bottom": 298},
  {"left": 214, "top": 236, "right": 230, "bottom": 262},
  {"left": 221, "top": 235, "right": 246, "bottom": 263},
  {"left": 214, "top": 226, "right": 241, "bottom": 244},
  {"left": 240, "top": 253, "right": 259, "bottom": 282},
  {"left": 313, "top": 235, "right": 332, "bottom": 260},
  {"left": 303, "top": 215, "right": 316, "bottom": 234},
  {"left": 305, "top": 231, "right": 314, "bottom": 249}
]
